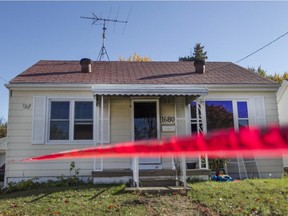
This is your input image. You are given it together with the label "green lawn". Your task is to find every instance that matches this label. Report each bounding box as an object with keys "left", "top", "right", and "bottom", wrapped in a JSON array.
[
  {"left": 1, "top": 178, "right": 288, "bottom": 216},
  {"left": 190, "top": 177, "right": 288, "bottom": 215}
]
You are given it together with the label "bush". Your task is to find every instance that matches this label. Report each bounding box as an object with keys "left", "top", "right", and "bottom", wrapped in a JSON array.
[{"left": 1, "top": 161, "right": 92, "bottom": 194}]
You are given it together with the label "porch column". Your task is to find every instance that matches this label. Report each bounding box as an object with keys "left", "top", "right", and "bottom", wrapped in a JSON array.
[
  {"left": 181, "top": 156, "right": 187, "bottom": 188},
  {"left": 132, "top": 157, "right": 139, "bottom": 188},
  {"left": 93, "top": 94, "right": 104, "bottom": 172}
]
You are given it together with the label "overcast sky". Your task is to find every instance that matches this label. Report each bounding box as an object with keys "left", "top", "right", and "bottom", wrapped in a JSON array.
[{"left": 1, "top": 1, "right": 288, "bottom": 119}]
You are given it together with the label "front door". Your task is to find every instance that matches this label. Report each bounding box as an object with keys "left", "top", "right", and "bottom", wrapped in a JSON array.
[{"left": 133, "top": 100, "right": 161, "bottom": 169}]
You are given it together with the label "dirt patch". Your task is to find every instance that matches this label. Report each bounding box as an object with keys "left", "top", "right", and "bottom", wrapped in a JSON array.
[{"left": 138, "top": 192, "right": 219, "bottom": 216}]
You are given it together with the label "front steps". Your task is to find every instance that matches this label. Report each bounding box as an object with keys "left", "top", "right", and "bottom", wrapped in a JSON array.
[{"left": 92, "top": 168, "right": 210, "bottom": 187}]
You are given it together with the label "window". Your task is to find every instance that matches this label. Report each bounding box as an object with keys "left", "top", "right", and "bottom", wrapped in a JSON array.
[
  {"left": 205, "top": 101, "right": 234, "bottom": 132},
  {"left": 32, "top": 96, "right": 110, "bottom": 144},
  {"left": 49, "top": 100, "right": 94, "bottom": 141},
  {"left": 50, "top": 102, "right": 70, "bottom": 140},
  {"left": 74, "top": 102, "right": 93, "bottom": 140},
  {"left": 237, "top": 101, "right": 249, "bottom": 128},
  {"left": 190, "top": 100, "right": 249, "bottom": 133}
]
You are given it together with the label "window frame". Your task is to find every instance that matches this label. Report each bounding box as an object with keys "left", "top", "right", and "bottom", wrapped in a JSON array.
[
  {"left": 206, "top": 99, "right": 250, "bottom": 131},
  {"left": 189, "top": 98, "right": 251, "bottom": 133},
  {"left": 47, "top": 97, "right": 96, "bottom": 145}
]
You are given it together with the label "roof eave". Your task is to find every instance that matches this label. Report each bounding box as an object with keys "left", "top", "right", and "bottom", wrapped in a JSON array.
[{"left": 5, "top": 83, "right": 280, "bottom": 93}]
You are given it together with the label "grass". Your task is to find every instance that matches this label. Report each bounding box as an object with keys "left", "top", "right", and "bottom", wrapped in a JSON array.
[
  {"left": 189, "top": 177, "right": 288, "bottom": 215},
  {"left": 0, "top": 184, "right": 148, "bottom": 216},
  {"left": 1, "top": 178, "right": 288, "bottom": 215}
]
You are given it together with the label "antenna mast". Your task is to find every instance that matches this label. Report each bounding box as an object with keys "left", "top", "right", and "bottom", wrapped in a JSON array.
[{"left": 81, "top": 13, "right": 127, "bottom": 61}]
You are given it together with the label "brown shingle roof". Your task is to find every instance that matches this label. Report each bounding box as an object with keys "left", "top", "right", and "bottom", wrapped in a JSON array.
[{"left": 10, "top": 60, "right": 275, "bottom": 85}]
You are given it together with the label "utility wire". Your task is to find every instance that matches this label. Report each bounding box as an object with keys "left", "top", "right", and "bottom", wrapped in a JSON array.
[{"left": 236, "top": 31, "right": 288, "bottom": 63}]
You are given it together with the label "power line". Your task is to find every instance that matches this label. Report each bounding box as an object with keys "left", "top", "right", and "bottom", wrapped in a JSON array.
[{"left": 236, "top": 31, "right": 288, "bottom": 63}]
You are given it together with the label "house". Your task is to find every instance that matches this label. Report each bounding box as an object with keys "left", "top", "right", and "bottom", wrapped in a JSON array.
[
  {"left": 0, "top": 137, "right": 6, "bottom": 183},
  {"left": 5, "top": 59, "right": 283, "bottom": 187},
  {"left": 277, "top": 79, "right": 288, "bottom": 171},
  {"left": 277, "top": 80, "right": 288, "bottom": 125}
]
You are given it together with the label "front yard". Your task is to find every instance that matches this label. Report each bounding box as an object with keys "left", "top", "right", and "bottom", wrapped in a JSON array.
[{"left": 1, "top": 177, "right": 288, "bottom": 215}]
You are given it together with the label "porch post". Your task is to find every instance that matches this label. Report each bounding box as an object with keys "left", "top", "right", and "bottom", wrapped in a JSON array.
[
  {"left": 181, "top": 156, "right": 187, "bottom": 188},
  {"left": 93, "top": 95, "right": 97, "bottom": 172},
  {"left": 93, "top": 95, "right": 103, "bottom": 172},
  {"left": 132, "top": 157, "right": 139, "bottom": 188},
  {"left": 100, "top": 95, "right": 104, "bottom": 171}
]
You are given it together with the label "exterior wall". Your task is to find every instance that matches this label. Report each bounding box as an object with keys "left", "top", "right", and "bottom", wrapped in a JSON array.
[
  {"left": 277, "top": 80, "right": 288, "bottom": 168},
  {"left": 6, "top": 90, "right": 95, "bottom": 183},
  {"left": 206, "top": 90, "right": 283, "bottom": 178},
  {"left": 277, "top": 80, "right": 288, "bottom": 126},
  {"left": 205, "top": 90, "right": 279, "bottom": 126},
  {"left": 6, "top": 87, "right": 283, "bottom": 183},
  {"left": 6, "top": 91, "right": 179, "bottom": 183}
]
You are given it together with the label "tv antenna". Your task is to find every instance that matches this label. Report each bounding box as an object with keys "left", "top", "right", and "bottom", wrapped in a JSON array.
[{"left": 81, "top": 11, "right": 130, "bottom": 61}]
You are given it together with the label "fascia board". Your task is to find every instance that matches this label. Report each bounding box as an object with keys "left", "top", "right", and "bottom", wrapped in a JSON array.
[{"left": 5, "top": 83, "right": 279, "bottom": 93}]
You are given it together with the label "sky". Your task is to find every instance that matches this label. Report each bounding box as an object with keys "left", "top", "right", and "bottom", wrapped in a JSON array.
[{"left": 1, "top": 1, "right": 288, "bottom": 120}]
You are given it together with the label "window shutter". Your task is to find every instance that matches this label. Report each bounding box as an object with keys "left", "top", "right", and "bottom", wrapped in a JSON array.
[
  {"left": 97, "top": 97, "right": 110, "bottom": 143},
  {"left": 253, "top": 96, "right": 266, "bottom": 126},
  {"left": 32, "top": 96, "right": 47, "bottom": 144},
  {"left": 175, "top": 97, "right": 187, "bottom": 135}
]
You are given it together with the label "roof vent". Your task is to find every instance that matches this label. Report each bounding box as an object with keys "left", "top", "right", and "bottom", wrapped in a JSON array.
[
  {"left": 80, "top": 58, "right": 92, "bottom": 73},
  {"left": 194, "top": 60, "right": 205, "bottom": 74}
]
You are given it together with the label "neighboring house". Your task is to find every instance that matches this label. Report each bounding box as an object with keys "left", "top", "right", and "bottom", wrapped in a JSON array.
[
  {"left": 5, "top": 59, "right": 282, "bottom": 187},
  {"left": 0, "top": 137, "right": 7, "bottom": 182},
  {"left": 0, "top": 137, "right": 6, "bottom": 167},
  {"left": 277, "top": 80, "right": 288, "bottom": 125},
  {"left": 277, "top": 79, "right": 288, "bottom": 170}
]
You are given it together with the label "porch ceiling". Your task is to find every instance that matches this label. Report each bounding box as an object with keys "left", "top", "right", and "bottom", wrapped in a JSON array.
[{"left": 92, "top": 84, "right": 208, "bottom": 96}]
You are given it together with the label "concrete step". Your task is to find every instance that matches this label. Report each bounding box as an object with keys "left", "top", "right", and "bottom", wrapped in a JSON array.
[
  {"left": 139, "top": 179, "right": 177, "bottom": 187},
  {"left": 125, "top": 186, "right": 188, "bottom": 195}
]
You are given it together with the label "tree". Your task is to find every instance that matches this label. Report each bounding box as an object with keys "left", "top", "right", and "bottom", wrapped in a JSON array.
[
  {"left": 0, "top": 117, "right": 7, "bottom": 138},
  {"left": 179, "top": 43, "right": 208, "bottom": 62},
  {"left": 248, "top": 66, "right": 267, "bottom": 77},
  {"left": 119, "top": 52, "right": 152, "bottom": 62},
  {"left": 206, "top": 105, "right": 234, "bottom": 132},
  {"left": 248, "top": 66, "right": 288, "bottom": 84}
]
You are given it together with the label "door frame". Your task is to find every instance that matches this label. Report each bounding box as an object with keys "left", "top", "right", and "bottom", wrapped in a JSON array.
[{"left": 131, "top": 98, "right": 162, "bottom": 169}]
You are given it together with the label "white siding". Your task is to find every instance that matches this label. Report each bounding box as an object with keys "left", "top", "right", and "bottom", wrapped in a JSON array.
[
  {"left": 7, "top": 90, "right": 95, "bottom": 182},
  {"left": 277, "top": 81, "right": 288, "bottom": 168},
  {"left": 6, "top": 87, "right": 283, "bottom": 183},
  {"left": 277, "top": 80, "right": 288, "bottom": 125},
  {"left": 205, "top": 90, "right": 282, "bottom": 178}
]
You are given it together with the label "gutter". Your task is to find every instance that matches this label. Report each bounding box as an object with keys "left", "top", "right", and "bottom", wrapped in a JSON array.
[{"left": 5, "top": 83, "right": 280, "bottom": 92}]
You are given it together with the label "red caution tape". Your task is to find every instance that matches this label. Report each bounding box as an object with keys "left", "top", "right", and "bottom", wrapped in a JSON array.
[{"left": 23, "top": 125, "right": 288, "bottom": 161}]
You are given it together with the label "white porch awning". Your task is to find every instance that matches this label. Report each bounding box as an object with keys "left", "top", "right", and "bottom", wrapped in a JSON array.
[{"left": 92, "top": 84, "right": 208, "bottom": 96}]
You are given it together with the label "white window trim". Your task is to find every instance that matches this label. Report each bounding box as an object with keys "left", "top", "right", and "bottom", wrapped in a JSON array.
[{"left": 46, "top": 97, "right": 95, "bottom": 145}]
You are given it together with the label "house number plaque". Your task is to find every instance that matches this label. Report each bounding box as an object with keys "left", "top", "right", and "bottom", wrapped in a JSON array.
[{"left": 161, "top": 116, "right": 175, "bottom": 123}]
